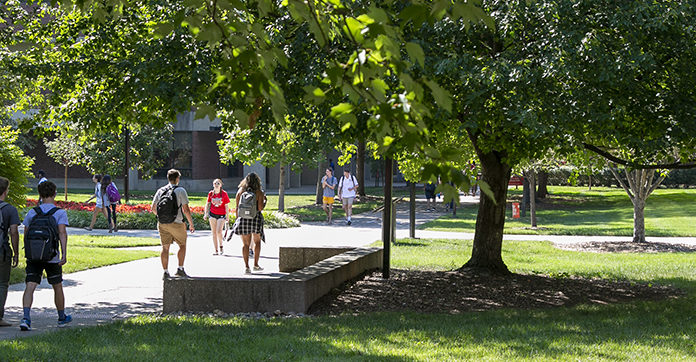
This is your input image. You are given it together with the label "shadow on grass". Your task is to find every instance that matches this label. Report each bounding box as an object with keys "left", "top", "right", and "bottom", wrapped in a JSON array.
[{"left": 2, "top": 296, "right": 695, "bottom": 360}]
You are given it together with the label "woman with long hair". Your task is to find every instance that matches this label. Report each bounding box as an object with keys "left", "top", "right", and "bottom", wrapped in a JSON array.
[
  {"left": 204, "top": 178, "right": 230, "bottom": 255},
  {"left": 85, "top": 174, "right": 110, "bottom": 231},
  {"left": 101, "top": 174, "right": 118, "bottom": 233},
  {"left": 231, "top": 172, "right": 266, "bottom": 274}
]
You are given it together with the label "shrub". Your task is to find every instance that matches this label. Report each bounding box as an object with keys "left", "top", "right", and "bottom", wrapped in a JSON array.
[
  {"left": 0, "top": 127, "right": 33, "bottom": 205},
  {"left": 65, "top": 209, "right": 299, "bottom": 230}
]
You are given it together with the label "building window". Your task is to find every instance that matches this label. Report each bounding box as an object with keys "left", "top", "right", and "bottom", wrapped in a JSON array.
[
  {"left": 227, "top": 160, "right": 243, "bottom": 177},
  {"left": 156, "top": 131, "right": 193, "bottom": 178}
]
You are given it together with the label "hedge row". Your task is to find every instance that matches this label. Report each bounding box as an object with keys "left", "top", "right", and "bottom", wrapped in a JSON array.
[
  {"left": 66, "top": 210, "right": 300, "bottom": 230},
  {"left": 547, "top": 167, "right": 696, "bottom": 188}
]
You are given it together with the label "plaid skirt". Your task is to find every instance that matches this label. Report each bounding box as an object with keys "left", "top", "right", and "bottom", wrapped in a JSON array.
[{"left": 232, "top": 212, "right": 265, "bottom": 242}]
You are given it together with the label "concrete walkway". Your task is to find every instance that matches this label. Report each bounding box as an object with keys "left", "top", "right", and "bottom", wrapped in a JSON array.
[{"left": 1, "top": 195, "right": 695, "bottom": 339}]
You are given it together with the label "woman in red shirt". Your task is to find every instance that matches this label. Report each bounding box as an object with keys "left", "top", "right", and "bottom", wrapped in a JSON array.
[{"left": 204, "top": 178, "right": 230, "bottom": 255}]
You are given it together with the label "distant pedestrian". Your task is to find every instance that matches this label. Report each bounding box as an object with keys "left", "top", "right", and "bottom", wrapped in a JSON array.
[
  {"left": 36, "top": 170, "right": 47, "bottom": 204},
  {"left": 0, "top": 176, "right": 20, "bottom": 327},
  {"left": 204, "top": 178, "right": 230, "bottom": 255},
  {"left": 19, "top": 180, "right": 72, "bottom": 331},
  {"left": 232, "top": 172, "right": 266, "bottom": 274},
  {"left": 424, "top": 182, "right": 437, "bottom": 211},
  {"left": 321, "top": 168, "right": 338, "bottom": 224},
  {"left": 152, "top": 169, "right": 195, "bottom": 279},
  {"left": 103, "top": 175, "right": 121, "bottom": 232},
  {"left": 84, "top": 174, "right": 109, "bottom": 231},
  {"left": 329, "top": 158, "right": 335, "bottom": 173},
  {"left": 338, "top": 168, "right": 358, "bottom": 225}
]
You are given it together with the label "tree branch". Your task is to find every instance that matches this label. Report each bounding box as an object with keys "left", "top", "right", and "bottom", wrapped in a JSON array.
[
  {"left": 584, "top": 143, "right": 696, "bottom": 169},
  {"left": 608, "top": 165, "right": 634, "bottom": 202}
]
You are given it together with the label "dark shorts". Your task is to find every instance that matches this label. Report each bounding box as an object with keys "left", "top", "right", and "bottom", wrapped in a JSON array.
[
  {"left": 25, "top": 261, "right": 63, "bottom": 285},
  {"left": 425, "top": 191, "right": 436, "bottom": 200},
  {"left": 209, "top": 212, "right": 226, "bottom": 220}
]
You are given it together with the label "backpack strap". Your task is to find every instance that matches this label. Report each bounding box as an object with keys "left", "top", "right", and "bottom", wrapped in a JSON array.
[
  {"left": 45, "top": 207, "right": 60, "bottom": 217},
  {"left": 33, "top": 206, "right": 44, "bottom": 216}
]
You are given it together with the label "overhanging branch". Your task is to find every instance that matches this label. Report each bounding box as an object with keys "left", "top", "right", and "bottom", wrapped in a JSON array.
[{"left": 583, "top": 143, "right": 696, "bottom": 170}]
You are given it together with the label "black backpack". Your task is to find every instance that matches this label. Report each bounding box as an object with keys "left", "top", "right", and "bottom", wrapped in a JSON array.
[
  {"left": 24, "top": 206, "right": 60, "bottom": 262},
  {"left": 0, "top": 202, "right": 8, "bottom": 247},
  {"left": 237, "top": 188, "right": 258, "bottom": 219},
  {"left": 156, "top": 185, "right": 180, "bottom": 224}
]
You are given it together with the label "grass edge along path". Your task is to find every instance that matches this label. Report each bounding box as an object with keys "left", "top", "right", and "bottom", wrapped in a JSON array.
[
  {"left": 8, "top": 235, "right": 159, "bottom": 284},
  {"left": 2, "top": 238, "right": 695, "bottom": 360},
  {"left": 421, "top": 186, "right": 696, "bottom": 237}
]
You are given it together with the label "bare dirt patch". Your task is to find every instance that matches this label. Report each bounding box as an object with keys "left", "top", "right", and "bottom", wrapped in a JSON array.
[
  {"left": 308, "top": 269, "right": 683, "bottom": 315},
  {"left": 555, "top": 241, "right": 696, "bottom": 253}
]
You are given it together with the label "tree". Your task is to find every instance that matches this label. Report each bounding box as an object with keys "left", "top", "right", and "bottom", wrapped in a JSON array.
[
  {"left": 607, "top": 166, "right": 666, "bottom": 243},
  {"left": 80, "top": 124, "right": 174, "bottom": 180},
  {"left": 44, "top": 133, "right": 85, "bottom": 201},
  {"left": 0, "top": 127, "right": 33, "bottom": 205}
]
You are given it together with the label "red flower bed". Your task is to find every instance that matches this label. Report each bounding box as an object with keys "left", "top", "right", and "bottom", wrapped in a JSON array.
[{"left": 27, "top": 199, "right": 205, "bottom": 214}]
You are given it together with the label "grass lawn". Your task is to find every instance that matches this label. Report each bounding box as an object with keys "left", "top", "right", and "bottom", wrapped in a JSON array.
[
  {"left": 422, "top": 186, "right": 696, "bottom": 237},
  {"left": 2, "top": 238, "right": 695, "bottom": 360},
  {"left": 7, "top": 235, "right": 159, "bottom": 284}
]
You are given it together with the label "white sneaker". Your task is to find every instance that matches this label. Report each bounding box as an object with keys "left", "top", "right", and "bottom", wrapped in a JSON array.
[
  {"left": 245, "top": 267, "right": 252, "bottom": 275},
  {"left": 253, "top": 265, "right": 264, "bottom": 271}
]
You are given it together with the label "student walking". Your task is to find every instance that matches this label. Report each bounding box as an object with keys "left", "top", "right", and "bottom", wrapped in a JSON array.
[
  {"left": 204, "top": 179, "right": 230, "bottom": 255},
  {"left": 338, "top": 168, "right": 358, "bottom": 225},
  {"left": 84, "top": 174, "right": 110, "bottom": 231},
  {"left": 103, "top": 175, "right": 121, "bottom": 232},
  {"left": 231, "top": 173, "right": 266, "bottom": 274},
  {"left": 19, "top": 181, "right": 72, "bottom": 331},
  {"left": 152, "top": 169, "right": 195, "bottom": 279},
  {"left": 321, "top": 168, "right": 338, "bottom": 224},
  {"left": 0, "top": 177, "right": 20, "bottom": 327}
]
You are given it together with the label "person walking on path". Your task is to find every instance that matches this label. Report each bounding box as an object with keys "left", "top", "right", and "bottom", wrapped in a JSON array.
[
  {"left": 424, "top": 182, "right": 437, "bottom": 211},
  {"left": 338, "top": 168, "right": 358, "bottom": 226},
  {"left": 0, "top": 176, "right": 20, "bottom": 327},
  {"left": 321, "top": 168, "right": 338, "bottom": 224},
  {"left": 152, "top": 169, "right": 195, "bottom": 280},
  {"left": 84, "top": 174, "right": 110, "bottom": 231},
  {"left": 19, "top": 180, "right": 72, "bottom": 331},
  {"left": 102, "top": 175, "right": 120, "bottom": 233},
  {"left": 231, "top": 173, "right": 266, "bottom": 274},
  {"left": 36, "top": 170, "right": 47, "bottom": 204},
  {"left": 204, "top": 178, "right": 230, "bottom": 255}
]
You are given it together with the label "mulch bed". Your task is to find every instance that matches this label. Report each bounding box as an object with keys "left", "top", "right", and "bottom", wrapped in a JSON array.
[{"left": 308, "top": 269, "right": 684, "bottom": 315}]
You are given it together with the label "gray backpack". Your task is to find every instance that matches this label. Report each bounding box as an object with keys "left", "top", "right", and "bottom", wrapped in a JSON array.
[{"left": 238, "top": 188, "right": 258, "bottom": 219}]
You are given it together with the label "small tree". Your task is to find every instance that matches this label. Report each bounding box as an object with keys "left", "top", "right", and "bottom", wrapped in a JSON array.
[
  {"left": 0, "top": 126, "right": 33, "bottom": 205},
  {"left": 44, "top": 133, "right": 85, "bottom": 201}
]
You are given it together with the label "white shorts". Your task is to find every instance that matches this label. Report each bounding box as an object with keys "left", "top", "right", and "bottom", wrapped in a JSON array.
[{"left": 342, "top": 197, "right": 355, "bottom": 206}]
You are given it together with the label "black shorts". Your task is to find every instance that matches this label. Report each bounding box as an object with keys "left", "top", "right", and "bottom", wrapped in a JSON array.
[
  {"left": 425, "top": 191, "right": 436, "bottom": 200},
  {"left": 25, "top": 261, "right": 63, "bottom": 285},
  {"left": 209, "top": 212, "right": 226, "bottom": 220}
]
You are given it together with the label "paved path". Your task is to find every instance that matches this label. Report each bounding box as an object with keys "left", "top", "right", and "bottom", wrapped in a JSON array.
[{"left": 1, "top": 195, "right": 695, "bottom": 339}]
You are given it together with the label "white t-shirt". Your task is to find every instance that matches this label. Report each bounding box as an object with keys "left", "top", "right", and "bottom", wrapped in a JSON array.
[{"left": 339, "top": 175, "right": 358, "bottom": 198}]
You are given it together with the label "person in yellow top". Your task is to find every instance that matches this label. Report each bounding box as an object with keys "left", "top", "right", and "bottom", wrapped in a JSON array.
[{"left": 321, "top": 168, "right": 338, "bottom": 224}]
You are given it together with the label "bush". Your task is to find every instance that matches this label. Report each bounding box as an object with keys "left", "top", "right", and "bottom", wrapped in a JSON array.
[
  {"left": 65, "top": 209, "right": 299, "bottom": 230},
  {"left": 0, "top": 127, "right": 33, "bottom": 205}
]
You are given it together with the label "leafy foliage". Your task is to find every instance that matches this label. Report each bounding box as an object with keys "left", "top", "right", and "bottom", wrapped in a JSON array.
[{"left": 0, "top": 127, "right": 33, "bottom": 205}]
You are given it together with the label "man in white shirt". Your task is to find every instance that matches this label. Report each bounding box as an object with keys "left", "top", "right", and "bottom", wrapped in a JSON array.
[{"left": 338, "top": 169, "right": 359, "bottom": 226}]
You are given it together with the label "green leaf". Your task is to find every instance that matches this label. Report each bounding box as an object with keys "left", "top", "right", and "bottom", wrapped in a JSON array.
[
  {"left": 425, "top": 80, "right": 453, "bottom": 112},
  {"left": 478, "top": 180, "right": 496, "bottom": 204},
  {"left": 331, "top": 103, "right": 354, "bottom": 117},
  {"left": 405, "top": 42, "right": 425, "bottom": 68}
]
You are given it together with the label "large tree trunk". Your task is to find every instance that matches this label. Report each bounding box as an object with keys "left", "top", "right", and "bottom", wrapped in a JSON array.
[
  {"left": 462, "top": 149, "right": 511, "bottom": 274},
  {"left": 357, "top": 140, "right": 366, "bottom": 197},
  {"left": 537, "top": 171, "right": 548, "bottom": 199},
  {"left": 608, "top": 167, "right": 666, "bottom": 243},
  {"left": 278, "top": 158, "right": 286, "bottom": 212},
  {"left": 315, "top": 159, "right": 323, "bottom": 205}
]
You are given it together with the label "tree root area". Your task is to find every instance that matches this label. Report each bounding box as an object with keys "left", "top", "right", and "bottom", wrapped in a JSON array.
[{"left": 308, "top": 269, "right": 683, "bottom": 315}]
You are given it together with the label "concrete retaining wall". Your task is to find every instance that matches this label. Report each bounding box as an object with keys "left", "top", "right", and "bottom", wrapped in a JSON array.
[
  {"left": 279, "top": 246, "right": 355, "bottom": 272},
  {"left": 163, "top": 247, "right": 383, "bottom": 314}
]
